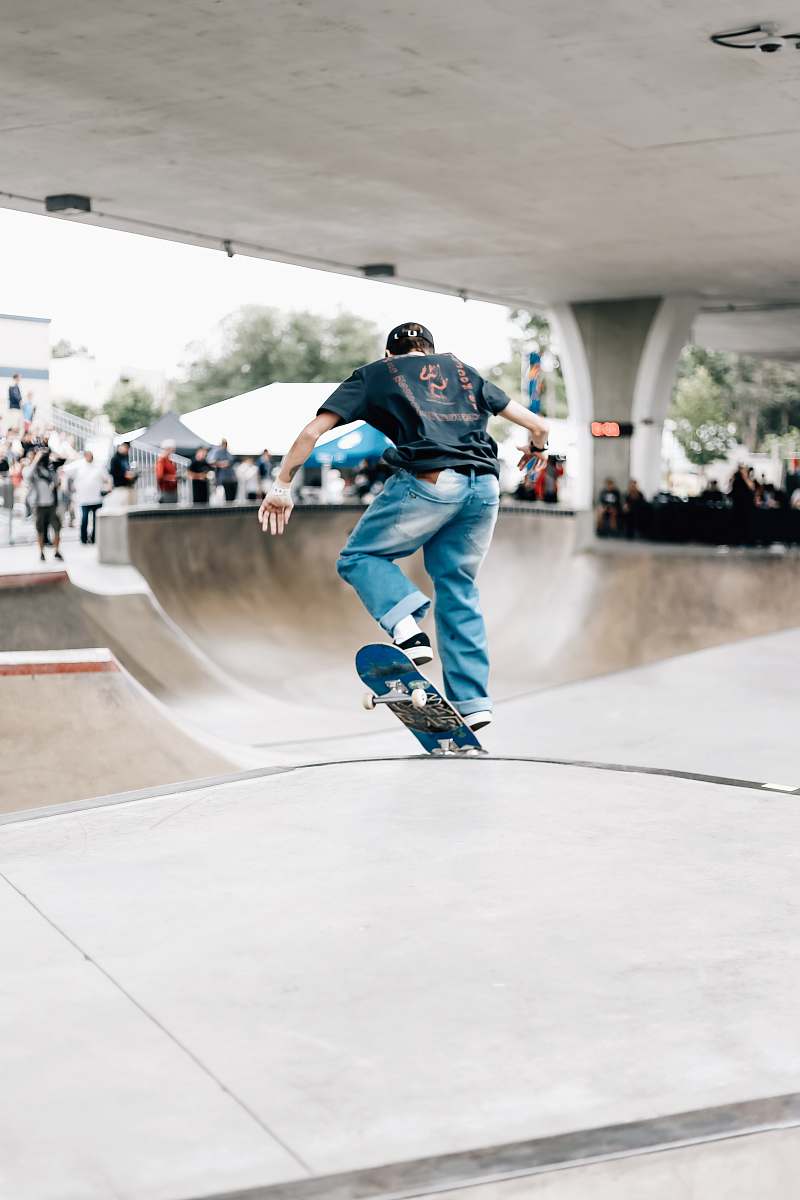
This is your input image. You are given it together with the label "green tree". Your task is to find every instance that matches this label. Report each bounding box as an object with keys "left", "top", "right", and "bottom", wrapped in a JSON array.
[
  {"left": 676, "top": 344, "right": 734, "bottom": 392},
  {"left": 762, "top": 427, "right": 800, "bottom": 459},
  {"left": 51, "top": 338, "right": 89, "bottom": 359},
  {"left": 103, "top": 381, "right": 159, "bottom": 433},
  {"left": 60, "top": 399, "right": 93, "bottom": 421},
  {"left": 671, "top": 367, "right": 736, "bottom": 467},
  {"left": 673, "top": 344, "right": 800, "bottom": 451},
  {"left": 172, "top": 307, "right": 382, "bottom": 413}
]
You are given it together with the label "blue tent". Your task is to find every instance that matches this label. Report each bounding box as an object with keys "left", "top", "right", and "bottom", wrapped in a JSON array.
[{"left": 307, "top": 421, "right": 392, "bottom": 468}]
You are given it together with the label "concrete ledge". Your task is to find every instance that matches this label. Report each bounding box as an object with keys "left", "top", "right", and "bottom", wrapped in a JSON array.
[
  {"left": 2, "top": 753, "right": 797, "bottom": 829},
  {"left": 122, "top": 502, "right": 579, "bottom": 523},
  {"left": 192, "top": 1093, "right": 800, "bottom": 1200},
  {"left": 0, "top": 647, "right": 118, "bottom": 676},
  {"left": 96, "top": 508, "right": 130, "bottom": 564},
  {"left": 0, "top": 569, "right": 69, "bottom": 588}
]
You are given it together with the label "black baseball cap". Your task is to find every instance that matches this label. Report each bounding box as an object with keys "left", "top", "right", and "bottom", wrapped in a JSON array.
[{"left": 385, "top": 322, "right": 435, "bottom": 351}]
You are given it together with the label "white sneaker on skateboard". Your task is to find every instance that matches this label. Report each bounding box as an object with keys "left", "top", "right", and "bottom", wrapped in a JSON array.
[
  {"left": 466, "top": 710, "right": 492, "bottom": 732},
  {"left": 394, "top": 631, "right": 434, "bottom": 665}
]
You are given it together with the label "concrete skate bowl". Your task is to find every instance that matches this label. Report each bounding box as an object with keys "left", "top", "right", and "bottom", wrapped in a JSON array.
[
  {"left": 0, "top": 646, "right": 231, "bottom": 812},
  {"left": 0, "top": 568, "right": 316, "bottom": 758},
  {"left": 122, "top": 505, "right": 800, "bottom": 714}
]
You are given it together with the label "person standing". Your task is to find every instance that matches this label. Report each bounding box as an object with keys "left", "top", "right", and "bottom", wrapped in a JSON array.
[
  {"left": 542, "top": 456, "right": 564, "bottom": 504},
  {"left": 208, "top": 438, "right": 237, "bottom": 503},
  {"left": 257, "top": 447, "right": 273, "bottom": 498},
  {"left": 622, "top": 479, "right": 649, "bottom": 539},
  {"left": 23, "top": 447, "right": 63, "bottom": 562},
  {"left": 7, "top": 374, "right": 22, "bottom": 429},
  {"left": 259, "top": 321, "right": 549, "bottom": 732},
  {"left": 0, "top": 438, "right": 14, "bottom": 515},
  {"left": 62, "top": 450, "right": 110, "bottom": 544},
  {"left": 236, "top": 456, "right": 260, "bottom": 502},
  {"left": 187, "top": 446, "right": 211, "bottom": 505},
  {"left": 156, "top": 439, "right": 179, "bottom": 504},
  {"left": 729, "top": 463, "right": 755, "bottom": 545},
  {"left": 109, "top": 442, "right": 137, "bottom": 506},
  {"left": 22, "top": 391, "right": 35, "bottom": 430}
]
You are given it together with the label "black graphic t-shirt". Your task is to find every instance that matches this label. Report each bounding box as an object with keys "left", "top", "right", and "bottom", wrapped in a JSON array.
[{"left": 318, "top": 353, "right": 512, "bottom": 476}]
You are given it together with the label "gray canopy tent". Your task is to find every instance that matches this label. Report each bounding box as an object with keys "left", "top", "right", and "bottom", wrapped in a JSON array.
[{"left": 134, "top": 411, "right": 212, "bottom": 458}]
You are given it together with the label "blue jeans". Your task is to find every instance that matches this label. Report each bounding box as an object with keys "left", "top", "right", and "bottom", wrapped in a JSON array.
[{"left": 337, "top": 468, "right": 500, "bottom": 716}]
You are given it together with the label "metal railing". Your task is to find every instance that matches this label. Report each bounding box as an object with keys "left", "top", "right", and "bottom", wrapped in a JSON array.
[
  {"left": 128, "top": 442, "right": 192, "bottom": 505},
  {"left": 50, "top": 405, "right": 105, "bottom": 452}
]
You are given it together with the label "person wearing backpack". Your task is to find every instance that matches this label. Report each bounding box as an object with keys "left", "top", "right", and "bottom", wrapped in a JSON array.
[{"left": 23, "top": 447, "right": 63, "bottom": 562}]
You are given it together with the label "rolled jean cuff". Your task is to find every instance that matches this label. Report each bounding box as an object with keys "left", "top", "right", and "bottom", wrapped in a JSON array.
[
  {"left": 453, "top": 697, "right": 493, "bottom": 717},
  {"left": 379, "top": 589, "right": 430, "bottom": 635}
]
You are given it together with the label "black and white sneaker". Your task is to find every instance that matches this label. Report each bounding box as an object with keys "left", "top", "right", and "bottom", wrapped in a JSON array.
[
  {"left": 466, "top": 710, "right": 493, "bottom": 732},
  {"left": 395, "top": 632, "right": 434, "bottom": 665}
]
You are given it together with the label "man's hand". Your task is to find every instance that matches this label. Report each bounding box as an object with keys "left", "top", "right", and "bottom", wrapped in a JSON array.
[
  {"left": 517, "top": 441, "right": 548, "bottom": 477},
  {"left": 259, "top": 481, "right": 294, "bottom": 535}
]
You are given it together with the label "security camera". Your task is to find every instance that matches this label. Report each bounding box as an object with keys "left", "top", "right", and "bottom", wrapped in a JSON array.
[{"left": 757, "top": 35, "right": 785, "bottom": 52}]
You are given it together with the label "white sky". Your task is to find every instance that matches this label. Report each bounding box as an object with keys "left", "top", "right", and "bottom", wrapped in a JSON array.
[{"left": 0, "top": 208, "right": 516, "bottom": 378}]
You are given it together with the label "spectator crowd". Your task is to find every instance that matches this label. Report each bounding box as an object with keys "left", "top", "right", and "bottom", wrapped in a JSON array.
[
  {"left": 0, "top": 424, "right": 114, "bottom": 559},
  {"left": 595, "top": 465, "right": 800, "bottom": 546},
  {"left": 0, "top": 406, "right": 285, "bottom": 558}
]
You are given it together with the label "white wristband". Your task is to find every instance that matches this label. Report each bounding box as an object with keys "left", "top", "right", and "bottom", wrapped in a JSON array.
[{"left": 268, "top": 480, "right": 292, "bottom": 500}]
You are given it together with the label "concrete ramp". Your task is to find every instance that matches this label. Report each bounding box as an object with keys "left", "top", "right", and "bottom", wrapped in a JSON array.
[
  {"left": 123, "top": 506, "right": 800, "bottom": 706},
  {"left": 0, "top": 568, "right": 321, "bottom": 755},
  {"left": 4, "top": 511, "right": 800, "bottom": 764},
  {"left": 0, "top": 648, "right": 232, "bottom": 812}
]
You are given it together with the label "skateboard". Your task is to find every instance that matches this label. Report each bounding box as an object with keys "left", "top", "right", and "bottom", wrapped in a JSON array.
[{"left": 356, "top": 643, "right": 485, "bottom": 756}]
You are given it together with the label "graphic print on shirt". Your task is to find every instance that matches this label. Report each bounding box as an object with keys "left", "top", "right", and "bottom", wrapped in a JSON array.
[
  {"left": 386, "top": 356, "right": 479, "bottom": 425},
  {"left": 419, "top": 362, "right": 450, "bottom": 403}
]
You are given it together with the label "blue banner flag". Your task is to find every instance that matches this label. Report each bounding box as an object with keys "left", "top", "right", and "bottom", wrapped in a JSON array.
[{"left": 524, "top": 351, "right": 544, "bottom": 413}]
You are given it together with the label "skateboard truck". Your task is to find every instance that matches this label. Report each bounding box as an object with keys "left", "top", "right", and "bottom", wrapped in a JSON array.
[
  {"left": 431, "top": 740, "right": 483, "bottom": 757},
  {"left": 362, "top": 679, "right": 428, "bottom": 711}
]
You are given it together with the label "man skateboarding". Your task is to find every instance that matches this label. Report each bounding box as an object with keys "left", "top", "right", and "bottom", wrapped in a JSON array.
[{"left": 259, "top": 322, "right": 549, "bottom": 731}]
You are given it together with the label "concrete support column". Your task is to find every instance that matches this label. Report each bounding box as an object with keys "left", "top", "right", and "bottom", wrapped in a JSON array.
[
  {"left": 549, "top": 296, "right": 697, "bottom": 507},
  {"left": 630, "top": 296, "right": 698, "bottom": 497}
]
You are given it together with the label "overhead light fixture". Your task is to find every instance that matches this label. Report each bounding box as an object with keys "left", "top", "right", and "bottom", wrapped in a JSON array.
[
  {"left": 361, "top": 263, "right": 395, "bottom": 278},
  {"left": 710, "top": 23, "right": 800, "bottom": 52},
  {"left": 223, "top": 239, "right": 234, "bottom": 258},
  {"left": 44, "top": 193, "right": 92, "bottom": 214}
]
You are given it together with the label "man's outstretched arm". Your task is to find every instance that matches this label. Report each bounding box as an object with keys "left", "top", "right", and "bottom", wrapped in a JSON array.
[
  {"left": 258, "top": 410, "right": 340, "bottom": 535},
  {"left": 497, "top": 399, "right": 550, "bottom": 473}
]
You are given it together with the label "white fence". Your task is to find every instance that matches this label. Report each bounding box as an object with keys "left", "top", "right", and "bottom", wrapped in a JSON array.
[
  {"left": 128, "top": 442, "right": 192, "bottom": 506},
  {"left": 52, "top": 409, "right": 192, "bottom": 505},
  {"left": 50, "top": 405, "right": 106, "bottom": 452}
]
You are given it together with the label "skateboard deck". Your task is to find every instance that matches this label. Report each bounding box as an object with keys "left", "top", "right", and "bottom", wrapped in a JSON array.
[{"left": 356, "top": 643, "right": 484, "bottom": 755}]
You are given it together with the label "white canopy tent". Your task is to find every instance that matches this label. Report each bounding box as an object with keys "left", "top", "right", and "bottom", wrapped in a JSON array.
[{"left": 182, "top": 382, "right": 342, "bottom": 456}]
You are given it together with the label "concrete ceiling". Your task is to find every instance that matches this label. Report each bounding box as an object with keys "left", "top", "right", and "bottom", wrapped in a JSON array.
[
  {"left": 3, "top": 0, "right": 800, "bottom": 315},
  {"left": 694, "top": 305, "right": 800, "bottom": 358}
]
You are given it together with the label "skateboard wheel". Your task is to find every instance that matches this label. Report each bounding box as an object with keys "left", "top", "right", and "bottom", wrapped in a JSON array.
[
  {"left": 362, "top": 691, "right": 376, "bottom": 711},
  {"left": 411, "top": 687, "right": 428, "bottom": 710}
]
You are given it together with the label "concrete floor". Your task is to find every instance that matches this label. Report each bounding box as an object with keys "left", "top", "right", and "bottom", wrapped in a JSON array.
[
  {"left": 3, "top": 759, "right": 800, "bottom": 1199},
  {"left": 2, "top": 512, "right": 799, "bottom": 1198}
]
